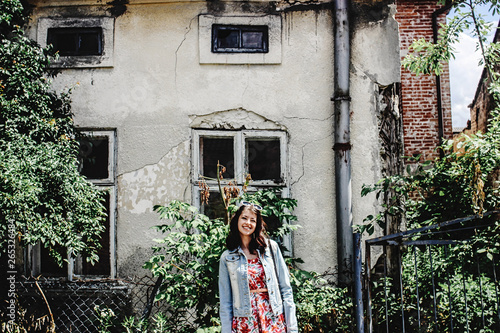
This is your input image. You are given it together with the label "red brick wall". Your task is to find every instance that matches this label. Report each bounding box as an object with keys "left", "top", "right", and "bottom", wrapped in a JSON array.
[
  {"left": 469, "top": 73, "right": 494, "bottom": 134},
  {"left": 395, "top": 0, "right": 453, "bottom": 161}
]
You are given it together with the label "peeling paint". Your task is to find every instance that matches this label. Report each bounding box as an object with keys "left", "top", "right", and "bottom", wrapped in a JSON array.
[
  {"left": 117, "top": 141, "right": 190, "bottom": 214},
  {"left": 189, "top": 108, "right": 287, "bottom": 131},
  {"left": 276, "top": 1, "right": 332, "bottom": 13}
]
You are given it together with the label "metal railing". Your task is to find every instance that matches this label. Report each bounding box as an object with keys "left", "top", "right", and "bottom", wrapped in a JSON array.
[{"left": 363, "top": 212, "right": 500, "bottom": 332}]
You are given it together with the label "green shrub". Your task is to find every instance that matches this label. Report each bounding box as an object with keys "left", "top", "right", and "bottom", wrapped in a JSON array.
[{"left": 100, "top": 190, "right": 355, "bottom": 332}]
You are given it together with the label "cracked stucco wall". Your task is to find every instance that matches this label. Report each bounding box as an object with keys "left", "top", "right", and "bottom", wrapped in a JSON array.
[
  {"left": 350, "top": 3, "right": 401, "bottom": 240},
  {"left": 28, "top": 0, "right": 400, "bottom": 276}
]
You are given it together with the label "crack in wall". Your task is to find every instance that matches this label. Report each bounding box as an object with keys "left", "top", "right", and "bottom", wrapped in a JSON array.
[
  {"left": 175, "top": 15, "right": 197, "bottom": 86},
  {"left": 291, "top": 133, "right": 333, "bottom": 186}
]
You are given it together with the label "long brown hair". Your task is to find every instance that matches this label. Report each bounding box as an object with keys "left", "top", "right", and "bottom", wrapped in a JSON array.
[{"left": 226, "top": 205, "right": 268, "bottom": 254}]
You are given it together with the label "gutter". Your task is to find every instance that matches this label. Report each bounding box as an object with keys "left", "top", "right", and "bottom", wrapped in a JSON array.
[{"left": 332, "top": 0, "right": 352, "bottom": 286}]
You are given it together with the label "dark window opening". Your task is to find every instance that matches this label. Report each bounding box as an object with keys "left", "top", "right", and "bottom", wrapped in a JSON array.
[
  {"left": 40, "top": 247, "right": 67, "bottom": 277},
  {"left": 200, "top": 137, "right": 234, "bottom": 179},
  {"left": 82, "top": 191, "right": 110, "bottom": 276},
  {"left": 247, "top": 139, "right": 281, "bottom": 181},
  {"left": 47, "top": 27, "right": 103, "bottom": 56},
  {"left": 212, "top": 25, "right": 268, "bottom": 53},
  {"left": 201, "top": 191, "right": 227, "bottom": 220},
  {"left": 78, "top": 136, "right": 109, "bottom": 180}
]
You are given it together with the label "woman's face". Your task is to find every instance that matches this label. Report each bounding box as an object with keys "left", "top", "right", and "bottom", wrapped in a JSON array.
[{"left": 237, "top": 207, "right": 257, "bottom": 238}]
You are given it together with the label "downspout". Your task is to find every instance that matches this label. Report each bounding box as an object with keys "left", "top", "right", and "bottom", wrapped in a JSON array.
[
  {"left": 432, "top": 3, "right": 452, "bottom": 157},
  {"left": 332, "top": 0, "right": 352, "bottom": 286}
]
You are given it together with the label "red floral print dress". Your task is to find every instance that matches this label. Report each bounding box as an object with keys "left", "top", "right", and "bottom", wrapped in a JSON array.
[{"left": 232, "top": 257, "right": 287, "bottom": 333}]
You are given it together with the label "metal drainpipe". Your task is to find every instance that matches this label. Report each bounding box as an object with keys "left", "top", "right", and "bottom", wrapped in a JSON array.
[
  {"left": 432, "top": 3, "right": 452, "bottom": 157},
  {"left": 332, "top": 0, "right": 352, "bottom": 286}
]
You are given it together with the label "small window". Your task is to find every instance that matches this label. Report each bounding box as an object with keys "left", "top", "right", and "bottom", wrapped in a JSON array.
[
  {"left": 77, "top": 132, "right": 115, "bottom": 185},
  {"left": 37, "top": 17, "right": 114, "bottom": 68},
  {"left": 48, "top": 27, "right": 103, "bottom": 56},
  {"left": 79, "top": 135, "right": 110, "bottom": 180},
  {"left": 212, "top": 25, "right": 268, "bottom": 53}
]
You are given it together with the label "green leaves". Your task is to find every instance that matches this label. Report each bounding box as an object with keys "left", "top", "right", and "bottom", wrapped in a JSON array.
[
  {"left": 291, "top": 268, "right": 354, "bottom": 332},
  {"left": 403, "top": 0, "right": 500, "bottom": 78},
  {"left": 0, "top": 0, "right": 105, "bottom": 266},
  {"left": 143, "top": 201, "right": 228, "bottom": 331}
]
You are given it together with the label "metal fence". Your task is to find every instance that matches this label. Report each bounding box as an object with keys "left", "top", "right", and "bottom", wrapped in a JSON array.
[
  {"left": 363, "top": 212, "right": 500, "bottom": 333},
  {"left": 11, "top": 275, "right": 195, "bottom": 333}
]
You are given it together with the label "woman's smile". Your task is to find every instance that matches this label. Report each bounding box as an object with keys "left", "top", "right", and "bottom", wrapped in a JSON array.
[{"left": 238, "top": 209, "right": 257, "bottom": 237}]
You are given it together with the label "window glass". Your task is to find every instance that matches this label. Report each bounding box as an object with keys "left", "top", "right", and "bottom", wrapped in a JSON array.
[
  {"left": 242, "top": 31, "right": 264, "bottom": 49},
  {"left": 47, "top": 27, "right": 103, "bottom": 56},
  {"left": 78, "top": 136, "right": 109, "bottom": 180},
  {"left": 216, "top": 28, "right": 239, "bottom": 49},
  {"left": 200, "top": 137, "right": 234, "bottom": 179},
  {"left": 201, "top": 191, "right": 227, "bottom": 220},
  {"left": 212, "top": 25, "right": 268, "bottom": 53},
  {"left": 247, "top": 139, "right": 281, "bottom": 181}
]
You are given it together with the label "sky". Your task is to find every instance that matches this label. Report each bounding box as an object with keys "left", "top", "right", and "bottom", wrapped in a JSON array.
[{"left": 449, "top": 4, "right": 499, "bottom": 129}]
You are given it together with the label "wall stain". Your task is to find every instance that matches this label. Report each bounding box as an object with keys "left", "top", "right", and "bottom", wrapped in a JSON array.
[{"left": 107, "top": 0, "right": 128, "bottom": 17}]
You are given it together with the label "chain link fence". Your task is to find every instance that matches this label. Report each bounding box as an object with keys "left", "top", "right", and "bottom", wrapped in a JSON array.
[{"left": 12, "top": 275, "right": 195, "bottom": 333}]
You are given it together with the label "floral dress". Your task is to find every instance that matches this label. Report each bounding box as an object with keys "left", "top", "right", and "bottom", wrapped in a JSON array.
[{"left": 232, "top": 257, "right": 287, "bottom": 333}]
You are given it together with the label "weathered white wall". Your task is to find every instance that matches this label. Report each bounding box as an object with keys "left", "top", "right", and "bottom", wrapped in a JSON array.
[
  {"left": 351, "top": 3, "right": 401, "bottom": 238},
  {"left": 28, "top": 0, "right": 400, "bottom": 276}
]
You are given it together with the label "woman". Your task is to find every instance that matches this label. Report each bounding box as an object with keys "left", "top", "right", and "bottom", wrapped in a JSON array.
[{"left": 219, "top": 201, "right": 298, "bottom": 333}]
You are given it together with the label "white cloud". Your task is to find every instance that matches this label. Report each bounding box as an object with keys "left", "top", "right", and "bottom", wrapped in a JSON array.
[
  {"left": 448, "top": 4, "right": 498, "bottom": 129},
  {"left": 449, "top": 32, "right": 483, "bottom": 128}
]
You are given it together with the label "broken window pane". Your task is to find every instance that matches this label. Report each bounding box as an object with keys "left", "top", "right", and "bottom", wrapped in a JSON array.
[
  {"left": 200, "top": 137, "right": 234, "bottom": 179},
  {"left": 78, "top": 136, "right": 109, "bottom": 180},
  {"left": 247, "top": 139, "right": 281, "bottom": 181},
  {"left": 47, "top": 27, "right": 103, "bottom": 56},
  {"left": 82, "top": 191, "right": 110, "bottom": 276}
]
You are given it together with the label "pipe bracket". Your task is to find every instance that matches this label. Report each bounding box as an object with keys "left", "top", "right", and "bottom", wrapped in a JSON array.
[
  {"left": 331, "top": 95, "right": 351, "bottom": 102},
  {"left": 333, "top": 142, "right": 352, "bottom": 151}
]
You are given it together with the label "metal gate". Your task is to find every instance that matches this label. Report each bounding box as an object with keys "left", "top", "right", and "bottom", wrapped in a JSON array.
[{"left": 361, "top": 211, "right": 500, "bottom": 332}]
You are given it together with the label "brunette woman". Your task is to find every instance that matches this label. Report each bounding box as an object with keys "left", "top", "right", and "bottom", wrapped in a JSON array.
[{"left": 219, "top": 201, "right": 298, "bottom": 333}]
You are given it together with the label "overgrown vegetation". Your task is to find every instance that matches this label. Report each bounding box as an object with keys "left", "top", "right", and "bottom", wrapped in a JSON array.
[
  {"left": 362, "top": 0, "right": 500, "bottom": 331},
  {"left": 361, "top": 0, "right": 500, "bottom": 248},
  {"left": 0, "top": 0, "right": 106, "bottom": 266},
  {"left": 95, "top": 188, "right": 353, "bottom": 332}
]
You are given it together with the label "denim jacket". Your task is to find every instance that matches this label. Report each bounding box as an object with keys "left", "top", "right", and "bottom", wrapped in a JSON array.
[{"left": 219, "top": 240, "right": 298, "bottom": 333}]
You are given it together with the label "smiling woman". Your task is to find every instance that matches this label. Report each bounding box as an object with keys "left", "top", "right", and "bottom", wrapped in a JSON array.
[{"left": 219, "top": 203, "right": 298, "bottom": 333}]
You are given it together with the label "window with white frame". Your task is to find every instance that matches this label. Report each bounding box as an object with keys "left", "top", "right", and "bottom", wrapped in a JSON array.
[
  {"left": 37, "top": 17, "right": 114, "bottom": 68},
  {"left": 32, "top": 130, "right": 117, "bottom": 279},
  {"left": 192, "top": 129, "right": 292, "bottom": 252}
]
